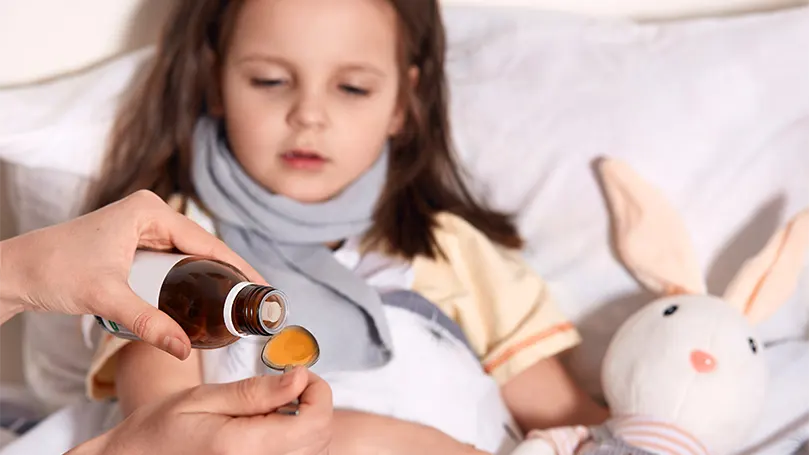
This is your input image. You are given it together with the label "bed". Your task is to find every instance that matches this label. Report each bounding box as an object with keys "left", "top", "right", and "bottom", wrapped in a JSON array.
[{"left": 0, "top": 0, "right": 808, "bottom": 453}]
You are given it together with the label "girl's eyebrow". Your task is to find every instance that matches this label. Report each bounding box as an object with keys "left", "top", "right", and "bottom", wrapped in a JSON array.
[
  {"left": 235, "top": 53, "right": 291, "bottom": 66},
  {"left": 337, "top": 63, "right": 386, "bottom": 78},
  {"left": 236, "top": 53, "right": 386, "bottom": 77}
]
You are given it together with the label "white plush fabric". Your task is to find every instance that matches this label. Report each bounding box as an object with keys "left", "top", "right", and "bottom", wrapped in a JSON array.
[
  {"left": 0, "top": 46, "right": 152, "bottom": 180},
  {"left": 0, "top": 3, "right": 808, "bottom": 454}
]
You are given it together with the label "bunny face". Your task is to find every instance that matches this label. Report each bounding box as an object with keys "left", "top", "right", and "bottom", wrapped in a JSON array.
[{"left": 602, "top": 294, "right": 769, "bottom": 455}]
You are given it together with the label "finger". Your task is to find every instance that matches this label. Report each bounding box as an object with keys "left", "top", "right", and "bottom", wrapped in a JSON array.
[
  {"left": 154, "top": 209, "right": 268, "bottom": 285},
  {"left": 234, "top": 371, "right": 333, "bottom": 449},
  {"left": 101, "top": 284, "right": 191, "bottom": 360},
  {"left": 187, "top": 368, "right": 308, "bottom": 416},
  {"left": 296, "top": 371, "right": 333, "bottom": 417}
]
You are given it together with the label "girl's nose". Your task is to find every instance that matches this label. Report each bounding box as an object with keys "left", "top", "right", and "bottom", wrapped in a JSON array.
[
  {"left": 289, "top": 92, "right": 327, "bottom": 129},
  {"left": 690, "top": 350, "right": 717, "bottom": 373}
]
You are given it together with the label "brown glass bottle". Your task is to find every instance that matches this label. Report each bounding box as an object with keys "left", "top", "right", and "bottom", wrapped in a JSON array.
[{"left": 96, "top": 251, "right": 287, "bottom": 348}]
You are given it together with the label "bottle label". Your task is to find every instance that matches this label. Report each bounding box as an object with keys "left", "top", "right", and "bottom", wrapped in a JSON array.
[
  {"left": 96, "top": 251, "right": 189, "bottom": 339},
  {"left": 95, "top": 315, "right": 140, "bottom": 341},
  {"left": 224, "top": 282, "right": 253, "bottom": 338},
  {"left": 129, "top": 251, "right": 190, "bottom": 307}
]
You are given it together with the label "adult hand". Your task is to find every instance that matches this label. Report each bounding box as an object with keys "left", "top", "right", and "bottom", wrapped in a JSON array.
[
  {"left": 69, "top": 367, "right": 333, "bottom": 455},
  {"left": 0, "top": 189, "right": 265, "bottom": 359}
]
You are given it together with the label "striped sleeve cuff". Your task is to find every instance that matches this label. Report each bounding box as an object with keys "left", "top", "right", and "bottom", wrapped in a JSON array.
[{"left": 483, "top": 322, "right": 581, "bottom": 385}]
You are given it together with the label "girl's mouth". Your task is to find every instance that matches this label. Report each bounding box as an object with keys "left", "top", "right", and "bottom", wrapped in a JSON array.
[{"left": 281, "top": 150, "right": 328, "bottom": 170}]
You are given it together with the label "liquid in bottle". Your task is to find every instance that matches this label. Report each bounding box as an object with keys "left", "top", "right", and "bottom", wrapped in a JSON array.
[{"left": 96, "top": 251, "right": 288, "bottom": 349}]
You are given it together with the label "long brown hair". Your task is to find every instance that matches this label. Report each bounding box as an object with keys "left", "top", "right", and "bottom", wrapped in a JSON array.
[{"left": 85, "top": 0, "right": 523, "bottom": 259}]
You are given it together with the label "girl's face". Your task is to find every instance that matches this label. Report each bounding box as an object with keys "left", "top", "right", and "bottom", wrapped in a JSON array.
[{"left": 221, "top": 0, "right": 405, "bottom": 203}]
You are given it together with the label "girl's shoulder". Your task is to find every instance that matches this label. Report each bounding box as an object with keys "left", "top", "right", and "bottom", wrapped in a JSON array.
[
  {"left": 170, "top": 196, "right": 506, "bottom": 263},
  {"left": 430, "top": 211, "right": 485, "bottom": 242},
  {"left": 171, "top": 193, "right": 219, "bottom": 236},
  {"left": 414, "top": 213, "right": 581, "bottom": 385},
  {"left": 428, "top": 211, "right": 522, "bottom": 259}
]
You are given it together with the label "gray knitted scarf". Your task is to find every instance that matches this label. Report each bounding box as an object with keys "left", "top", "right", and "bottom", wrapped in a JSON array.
[{"left": 191, "top": 116, "right": 393, "bottom": 373}]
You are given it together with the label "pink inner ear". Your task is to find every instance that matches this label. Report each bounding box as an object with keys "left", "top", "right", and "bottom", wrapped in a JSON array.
[
  {"left": 724, "top": 209, "right": 809, "bottom": 324},
  {"left": 598, "top": 158, "right": 707, "bottom": 297},
  {"left": 742, "top": 223, "right": 795, "bottom": 316},
  {"left": 663, "top": 284, "right": 692, "bottom": 296}
]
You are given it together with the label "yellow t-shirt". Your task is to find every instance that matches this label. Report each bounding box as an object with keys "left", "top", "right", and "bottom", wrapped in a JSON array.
[{"left": 411, "top": 212, "right": 581, "bottom": 385}]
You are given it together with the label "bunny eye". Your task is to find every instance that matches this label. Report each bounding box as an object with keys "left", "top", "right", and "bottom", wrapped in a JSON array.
[
  {"left": 748, "top": 338, "right": 758, "bottom": 354},
  {"left": 663, "top": 305, "right": 679, "bottom": 316}
]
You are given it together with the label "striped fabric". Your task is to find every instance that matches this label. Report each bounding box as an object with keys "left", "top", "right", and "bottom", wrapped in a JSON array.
[
  {"left": 524, "top": 416, "right": 709, "bottom": 455},
  {"left": 607, "top": 416, "right": 709, "bottom": 455}
]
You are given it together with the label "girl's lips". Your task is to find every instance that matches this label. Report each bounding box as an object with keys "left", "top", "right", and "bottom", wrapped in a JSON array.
[{"left": 281, "top": 150, "right": 328, "bottom": 170}]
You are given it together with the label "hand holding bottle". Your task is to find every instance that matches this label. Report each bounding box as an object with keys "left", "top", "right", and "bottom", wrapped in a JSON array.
[
  {"left": 68, "top": 366, "right": 333, "bottom": 455},
  {"left": 0, "top": 190, "right": 266, "bottom": 360}
]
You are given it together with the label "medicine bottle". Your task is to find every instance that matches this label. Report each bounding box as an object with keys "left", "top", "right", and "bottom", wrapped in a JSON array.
[{"left": 96, "top": 251, "right": 287, "bottom": 348}]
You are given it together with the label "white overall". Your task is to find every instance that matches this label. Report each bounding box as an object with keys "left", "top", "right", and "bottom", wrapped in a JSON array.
[{"left": 203, "top": 303, "right": 521, "bottom": 455}]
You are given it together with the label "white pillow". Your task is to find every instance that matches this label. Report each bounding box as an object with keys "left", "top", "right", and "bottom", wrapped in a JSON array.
[
  {"left": 440, "top": 0, "right": 809, "bottom": 20},
  {"left": 0, "top": 46, "right": 156, "bottom": 234},
  {"left": 444, "top": 4, "right": 809, "bottom": 452},
  {"left": 0, "top": 0, "right": 802, "bottom": 87}
]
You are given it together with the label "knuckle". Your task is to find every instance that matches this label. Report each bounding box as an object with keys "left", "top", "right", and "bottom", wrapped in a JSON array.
[
  {"left": 81, "top": 285, "right": 112, "bottom": 313},
  {"left": 128, "top": 190, "right": 165, "bottom": 220},
  {"left": 233, "top": 376, "right": 264, "bottom": 406},
  {"left": 131, "top": 310, "right": 154, "bottom": 340},
  {"left": 131, "top": 189, "right": 162, "bottom": 205},
  {"left": 185, "top": 383, "right": 209, "bottom": 404}
]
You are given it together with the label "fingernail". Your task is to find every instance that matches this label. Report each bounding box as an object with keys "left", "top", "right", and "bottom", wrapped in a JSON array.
[
  {"left": 164, "top": 336, "right": 189, "bottom": 360},
  {"left": 280, "top": 366, "right": 299, "bottom": 387}
]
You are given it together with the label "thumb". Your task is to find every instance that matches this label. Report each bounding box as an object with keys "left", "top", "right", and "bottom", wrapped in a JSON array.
[
  {"left": 103, "top": 284, "right": 191, "bottom": 360},
  {"left": 186, "top": 368, "right": 308, "bottom": 417}
]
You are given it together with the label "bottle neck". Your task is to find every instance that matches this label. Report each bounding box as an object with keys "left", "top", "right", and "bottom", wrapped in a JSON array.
[{"left": 230, "top": 284, "right": 288, "bottom": 337}]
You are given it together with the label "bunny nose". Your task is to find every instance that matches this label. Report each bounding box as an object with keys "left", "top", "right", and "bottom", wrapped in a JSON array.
[{"left": 690, "top": 350, "right": 717, "bottom": 373}]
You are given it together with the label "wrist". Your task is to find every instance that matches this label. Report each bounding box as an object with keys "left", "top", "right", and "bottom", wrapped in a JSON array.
[{"left": 0, "top": 239, "right": 27, "bottom": 323}]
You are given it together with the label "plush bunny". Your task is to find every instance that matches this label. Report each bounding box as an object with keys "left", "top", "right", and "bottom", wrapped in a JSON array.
[{"left": 512, "top": 158, "right": 809, "bottom": 455}]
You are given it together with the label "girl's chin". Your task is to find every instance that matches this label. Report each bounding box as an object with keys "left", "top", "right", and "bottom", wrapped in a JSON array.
[{"left": 269, "top": 182, "right": 343, "bottom": 205}]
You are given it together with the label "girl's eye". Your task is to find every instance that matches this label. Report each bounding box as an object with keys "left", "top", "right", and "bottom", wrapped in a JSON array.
[
  {"left": 663, "top": 305, "right": 678, "bottom": 316},
  {"left": 251, "top": 78, "right": 286, "bottom": 88},
  {"left": 748, "top": 338, "right": 758, "bottom": 354},
  {"left": 340, "top": 84, "right": 370, "bottom": 96}
]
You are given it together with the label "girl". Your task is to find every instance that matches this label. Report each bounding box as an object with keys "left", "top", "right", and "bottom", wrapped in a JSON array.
[{"left": 82, "top": 0, "right": 608, "bottom": 453}]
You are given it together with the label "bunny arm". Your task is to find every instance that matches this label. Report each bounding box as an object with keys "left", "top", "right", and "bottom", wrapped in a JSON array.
[{"left": 511, "top": 426, "right": 592, "bottom": 455}]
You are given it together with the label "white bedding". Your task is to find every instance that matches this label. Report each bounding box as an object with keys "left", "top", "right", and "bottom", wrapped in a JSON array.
[
  {"left": 1, "top": 3, "right": 808, "bottom": 454},
  {"left": 443, "top": 5, "right": 809, "bottom": 453},
  {"left": 2, "top": 0, "right": 807, "bottom": 86}
]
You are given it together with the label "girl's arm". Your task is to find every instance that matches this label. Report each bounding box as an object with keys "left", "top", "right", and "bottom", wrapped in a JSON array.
[
  {"left": 115, "top": 347, "right": 481, "bottom": 453},
  {"left": 501, "top": 356, "right": 609, "bottom": 432},
  {"left": 329, "top": 410, "right": 489, "bottom": 455},
  {"left": 115, "top": 341, "right": 202, "bottom": 416}
]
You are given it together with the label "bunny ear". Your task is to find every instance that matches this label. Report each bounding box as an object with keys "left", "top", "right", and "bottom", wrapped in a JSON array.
[
  {"left": 598, "top": 158, "right": 706, "bottom": 296},
  {"left": 723, "top": 209, "right": 809, "bottom": 325}
]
